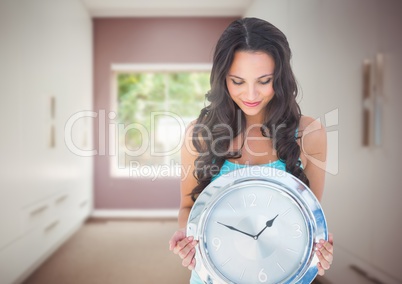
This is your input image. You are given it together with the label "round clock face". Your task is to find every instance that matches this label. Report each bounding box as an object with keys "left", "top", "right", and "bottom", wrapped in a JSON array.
[
  {"left": 187, "top": 166, "right": 327, "bottom": 284},
  {"left": 203, "top": 182, "right": 310, "bottom": 284}
]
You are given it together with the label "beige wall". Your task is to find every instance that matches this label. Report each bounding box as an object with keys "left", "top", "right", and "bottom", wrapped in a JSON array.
[{"left": 245, "top": 0, "right": 402, "bottom": 283}]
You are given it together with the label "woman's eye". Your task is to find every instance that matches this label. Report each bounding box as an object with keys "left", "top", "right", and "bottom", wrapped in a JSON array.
[
  {"left": 232, "top": 80, "right": 244, "bottom": 85},
  {"left": 260, "top": 78, "right": 272, "bottom": 85}
]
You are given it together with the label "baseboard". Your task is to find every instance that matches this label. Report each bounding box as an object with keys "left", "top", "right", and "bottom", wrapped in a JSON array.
[{"left": 90, "top": 209, "right": 179, "bottom": 219}]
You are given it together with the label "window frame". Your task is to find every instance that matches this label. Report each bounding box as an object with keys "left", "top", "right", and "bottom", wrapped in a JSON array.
[{"left": 109, "top": 63, "right": 212, "bottom": 179}]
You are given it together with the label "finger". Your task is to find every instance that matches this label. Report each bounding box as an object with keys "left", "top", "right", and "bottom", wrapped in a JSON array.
[
  {"left": 316, "top": 249, "right": 331, "bottom": 270},
  {"left": 187, "top": 256, "right": 196, "bottom": 270},
  {"left": 169, "top": 229, "right": 187, "bottom": 250},
  {"left": 317, "top": 262, "right": 325, "bottom": 276},
  {"left": 328, "top": 233, "right": 334, "bottom": 245},
  {"left": 178, "top": 242, "right": 194, "bottom": 259},
  {"left": 169, "top": 236, "right": 183, "bottom": 251},
  {"left": 169, "top": 238, "right": 178, "bottom": 251},
  {"left": 178, "top": 240, "right": 197, "bottom": 260},
  {"left": 320, "top": 239, "right": 334, "bottom": 254},
  {"left": 316, "top": 240, "right": 333, "bottom": 263},
  {"left": 173, "top": 236, "right": 193, "bottom": 254},
  {"left": 182, "top": 247, "right": 196, "bottom": 267}
]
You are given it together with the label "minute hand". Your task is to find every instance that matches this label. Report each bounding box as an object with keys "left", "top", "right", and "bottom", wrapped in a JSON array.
[
  {"left": 255, "top": 214, "right": 279, "bottom": 239},
  {"left": 217, "top": 222, "right": 255, "bottom": 238}
]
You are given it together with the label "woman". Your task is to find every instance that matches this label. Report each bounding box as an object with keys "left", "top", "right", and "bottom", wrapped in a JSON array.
[{"left": 169, "top": 17, "right": 334, "bottom": 283}]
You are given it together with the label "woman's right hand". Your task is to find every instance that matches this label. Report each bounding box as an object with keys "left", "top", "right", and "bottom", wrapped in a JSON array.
[{"left": 169, "top": 228, "right": 198, "bottom": 270}]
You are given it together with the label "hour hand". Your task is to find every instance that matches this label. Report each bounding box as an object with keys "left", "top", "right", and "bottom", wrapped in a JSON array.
[
  {"left": 217, "top": 222, "right": 255, "bottom": 238},
  {"left": 255, "top": 214, "right": 279, "bottom": 239}
]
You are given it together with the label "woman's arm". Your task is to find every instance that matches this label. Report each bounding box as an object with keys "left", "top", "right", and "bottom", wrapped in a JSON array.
[
  {"left": 169, "top": 122, "right": 199, "bottom": 270},
  {"left": 299, "top": 116, "right": 334, "bottom": 276},
  {"left": 299, "top": 116, "right": 327, "bottom": 202},
  {"left": 178, "top": 122, "right": 198, "bottom": 227}
]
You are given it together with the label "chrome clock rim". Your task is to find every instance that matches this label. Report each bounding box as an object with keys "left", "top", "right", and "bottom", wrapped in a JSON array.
[{"left": 187, "top": 166, "right": 328, "bottom": 284}]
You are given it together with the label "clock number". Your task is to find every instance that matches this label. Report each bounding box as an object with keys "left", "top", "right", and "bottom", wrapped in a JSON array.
[
  {"left": 243, "top": 193, "right": 257, "bottom": 207},
  {"left": 258, "top": 268, "right": 268, "bottom": 283},
  {"left": 212, "top": 237, "right": 221, "bottom": 251},
  {"left": 292, "top": 223, "right": 303, "bottom": 238}
]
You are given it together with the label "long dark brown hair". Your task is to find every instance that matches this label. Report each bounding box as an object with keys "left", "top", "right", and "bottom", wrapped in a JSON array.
[{"left": 191, "top": 17, "right": 308, "bottom": 201}]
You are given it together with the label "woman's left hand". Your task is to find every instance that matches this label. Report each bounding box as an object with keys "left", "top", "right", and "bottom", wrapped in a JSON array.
[{"left": 315, "top": 232, "right": 334, "bottom": 276}]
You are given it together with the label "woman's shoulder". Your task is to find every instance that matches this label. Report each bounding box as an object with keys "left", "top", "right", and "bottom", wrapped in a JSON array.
[
  {"left": 299, "top": 115, "right": 325, "bottom": 135},
  {"left": 183, "top": 119, "right": 197, "bottom": 151},
  {"left": 298, "top": 115, "right": 327, "bottom": 155},
  {"left": 184, "top": 119, "right": 203, "bottom": 139},
  {"left": 184, "top": 119, "right": 197, "bottom": 134},
  {"left": 183, "top": 119, "right": 208, "bottom": 154}
]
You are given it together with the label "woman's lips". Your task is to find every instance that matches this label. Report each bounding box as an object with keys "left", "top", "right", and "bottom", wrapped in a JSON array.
[{"left": 243, "top": 101, "right": 261, "bottom": 107}]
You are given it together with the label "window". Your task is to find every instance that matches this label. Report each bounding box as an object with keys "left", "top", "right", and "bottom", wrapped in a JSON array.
[{"left": 110, "top": 64, "right": 211, "bottom": 178}]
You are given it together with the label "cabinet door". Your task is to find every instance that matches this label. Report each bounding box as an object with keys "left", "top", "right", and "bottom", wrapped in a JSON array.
[
  {"left": 304, "top": 0, "right": 378, "bottom": 263},
  {"left": 370, "top": 0, "right": 402, "bottom": 280},
  {"left": 246, "top": 0, "right": 402, "bottom": 283}
]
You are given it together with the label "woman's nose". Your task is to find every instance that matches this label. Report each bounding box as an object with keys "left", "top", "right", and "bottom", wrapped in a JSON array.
[{"left": 246, "top": 85, "right": 258, "bottom": 101}]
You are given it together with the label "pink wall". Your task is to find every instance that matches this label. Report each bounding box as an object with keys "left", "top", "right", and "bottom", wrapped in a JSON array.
[{"left": 93, "top": 17, "right": 238, "bottom": 209}]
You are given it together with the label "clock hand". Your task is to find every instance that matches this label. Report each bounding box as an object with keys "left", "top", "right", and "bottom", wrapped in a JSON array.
[
  {"left": 216, "top": 222, "right": 255, "bottom": 238},
  {"left": 255, "top": 214, "right": 279, "bottom": 239}
]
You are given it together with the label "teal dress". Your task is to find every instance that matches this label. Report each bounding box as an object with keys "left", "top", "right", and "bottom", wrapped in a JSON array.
[{"left": 190, "top": 159, "right": 288, "bottom": 284}]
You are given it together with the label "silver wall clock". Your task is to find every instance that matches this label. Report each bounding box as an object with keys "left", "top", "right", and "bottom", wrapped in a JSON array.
[{"left": 187, "top": 166, "right": 328, "bottom": 284}]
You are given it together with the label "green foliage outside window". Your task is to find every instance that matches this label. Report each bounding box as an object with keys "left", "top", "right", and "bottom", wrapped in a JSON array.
[{"left": 116, "top": 71, "right": 210, "bottom": 168}]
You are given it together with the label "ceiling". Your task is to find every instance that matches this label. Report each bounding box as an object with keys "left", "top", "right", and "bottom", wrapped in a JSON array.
[{"left": 80, "top": 0, "right": 254, "bottom": 17}]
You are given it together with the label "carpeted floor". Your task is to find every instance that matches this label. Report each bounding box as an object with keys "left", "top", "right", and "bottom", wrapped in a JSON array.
[
  {"left": 23, "top": 218, "right": 325, "bottom": 284},
  {"left": 23, "top": 219, "right": 191, "bottom": 284}
]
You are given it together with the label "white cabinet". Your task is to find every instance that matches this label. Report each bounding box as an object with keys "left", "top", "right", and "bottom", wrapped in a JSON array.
[
  {"left": 0, "top": 190, "right": 92, "bottom": 284},
  {"left": 0, "top": 0, "right": 93, "bottom": 283}
]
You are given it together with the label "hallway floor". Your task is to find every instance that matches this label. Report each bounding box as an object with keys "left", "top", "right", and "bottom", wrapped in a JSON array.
[
  {"left": 23, "top": 219, "right": 190, "bottom": 284},
  {"left": 23, "top": 218, "right": 327, "bottom": 284}
]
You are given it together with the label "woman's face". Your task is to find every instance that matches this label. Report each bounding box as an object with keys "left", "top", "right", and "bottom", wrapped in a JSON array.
[{"left": 226, "top": 51, "right": 275, "bottom": 122}]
